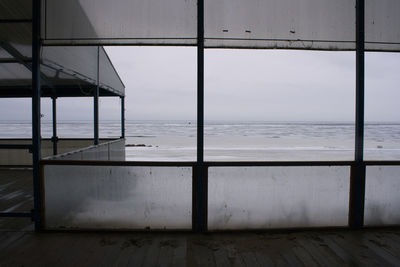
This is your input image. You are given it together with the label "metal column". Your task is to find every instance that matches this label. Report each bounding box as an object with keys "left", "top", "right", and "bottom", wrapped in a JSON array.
[
  {"left": 32, "top": 0, "right": 42, "bottom": 231},
  {"left": 51, "top": 96, "right": 58, "bottom": 155},
  {"left": 94, "top": 46, "right": 100, "bottom": 145},
  {"left": 193, "top": 0, "right": 207, "bottom": 232},
  {"left": 121, "top": 96, "right": 125, "bottom": 138},
  {"left": 349, "top": 0, "right": 366, "bottom": 229}
]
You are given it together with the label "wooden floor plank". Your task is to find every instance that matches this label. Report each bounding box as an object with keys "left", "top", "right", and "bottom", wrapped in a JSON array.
[
  {"left": 291, "top": 245, "right": 319, "bottom": 267},
  {"left": 171, "top": 236, "right": 187, "bottom": 267},
  {"left": 156, "top": 238, "right": 174, "bottom": 267},
  {"left": 295, "top": 236, "right": 341, "bottom": 266},
  {"left": 214, "top": 247, "right": 231, "bottom": 267},
  {"left": 254, "top": 251, "right": 274, "bottom": 267},
  {"left": 114, "top": 235, "right": 150, "bottom": 267},
  {"left": 330, "top": 232, "right": 387, "bottom": 266},
  {"left": 141, "top": 236, "right": 161, "bottom": 267},
  {"left": 1, "top": 229, "right": 400, "bottom": 266},
  {"left": 280, "top": 248, "right": 304, "bottom": 267},
  {"left": 125, "top": 236, "right": 153, "bottom": 267},
  {"left": 319, "top": 234, "right": 360, "bottom": 265},
  {"left": 379, "top": 232, "right": 400, "bottom": 253},
  {"left": 189, "top": 239, "right": 217, "bottom": 267},
  {"left": 241, "top": 251, "right": 259, "bottom": 267}
]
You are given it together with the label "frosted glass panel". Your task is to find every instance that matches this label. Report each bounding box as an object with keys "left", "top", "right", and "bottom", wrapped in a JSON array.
[
  {"left": 0, "top": 63, "right": 31, "bottom": 85},
  {"left": 109, "top": 139, "right": 126, "bottom": 161},
  {"left": 44, "top": 165, "right": 192, "bottom": 230},
  {"left": 81, "top": 144, "right": 109, "bottom": 160},
  {"left": 57, "top": 151, "right": 82, "bottom": 160},
  {"left": 42, "top": 46, "right": 98, "bottom": 86},
  {"left": 42, "top": 46, "right": 125, "bottom": 96},
  {"left": 208, "top": 166, "right": 350, "bottom": 230},
  {"left": 44, "top": 0, "right": 197, "bottom": 45},
  {"left": 99, "top": 47, "right": 125, "bottom": 96},
  {"left": 45, "top": 139, "right": 125, "bottom": 161},
  {"left": 365, "top": 166, "right": 400, "bottom": 226},
  {"left": 205, "top": 0, "right": 356, "bottom": 50}
]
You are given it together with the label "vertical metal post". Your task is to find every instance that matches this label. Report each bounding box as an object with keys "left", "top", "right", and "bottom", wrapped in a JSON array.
[
  {"left": 51, "top": 96, "right": 58, "bottom": 155},
  {"left": 349, "top": 0, "right": 366, "bottom": 229},
  {"left": 193, "top": 0, "right": 207, "bottom": 232},
  {"left": 94, "top": 46, "right": 100, "bottom": 145},
  {"left": 32, "top": 0, "right": 42, "bottom": 231},
  {"left": 121, "top": 96, "right": 125, "bottom": 138}
]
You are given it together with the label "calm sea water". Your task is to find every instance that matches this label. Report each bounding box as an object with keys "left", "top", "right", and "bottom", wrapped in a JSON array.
[{"left": 1, "top": 120, "right": 399, "bottom": 160}]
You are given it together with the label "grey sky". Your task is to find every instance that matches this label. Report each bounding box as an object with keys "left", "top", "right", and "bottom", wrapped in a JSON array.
[{"left": 0, "top": 47, "right": 399, "bottom": 122}]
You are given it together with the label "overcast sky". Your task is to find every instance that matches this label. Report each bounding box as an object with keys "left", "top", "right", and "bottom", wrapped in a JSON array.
[{"left": 1, "top": 47, "right": 399, "bottom": 122}]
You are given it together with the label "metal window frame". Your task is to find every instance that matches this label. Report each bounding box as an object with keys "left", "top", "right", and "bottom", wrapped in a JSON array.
[{"left": 1, "top": 0, "right": 377, "bottom": 232}]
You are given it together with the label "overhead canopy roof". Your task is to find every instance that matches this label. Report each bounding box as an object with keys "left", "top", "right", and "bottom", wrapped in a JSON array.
[
  {"left": 42, "top": 0, "right": 400, "bottom": 52},
  {"left": 2, "top": 0, "right": 399, "bottom": 98},
  {"left": 0, "top": 0, "right": 125, "bottom": 98}
]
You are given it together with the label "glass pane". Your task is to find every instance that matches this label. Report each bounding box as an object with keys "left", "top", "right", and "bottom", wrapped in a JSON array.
[
  {"left": 205, "top": 50, "right": 355, "bottom": 161},
  {"left": 208, "top": 166, "right": 350, "bottom": 230},
  {"left": 105, "top": 47, "right": 197, "bottom": 161},
  {"left": 365, "top": 53, "right": 400, "bottom": 160},
  {"left": 44, "top": 165, "right": 192, "bottom": 230},
  {"left": 365, "top": 166, "right": 400, "bottom": 226}
]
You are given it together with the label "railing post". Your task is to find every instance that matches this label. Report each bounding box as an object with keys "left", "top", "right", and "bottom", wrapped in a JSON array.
[
  {"left": 349, "top": 0, "right": 366, "bottom": 229},
  {"left": 121, "top": 96, "right": 125, "bottom": 139},
  {"left": 94, "top": 46, "right": 100, "bottom": 145},
  {"left": 51, "top": 96, "right": 58, "bottom": 155},
  {"left": 193, "top": 0, "right": 207, "bottom": 232},
  {"left": 32, "top": 0, "right": 42, "bottom": 231}
]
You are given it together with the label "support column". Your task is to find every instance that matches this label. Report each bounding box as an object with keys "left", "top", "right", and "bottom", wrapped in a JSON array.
[
  {"left": 94, "top": 46, "right": 100, "bottom": 145},
  {"left": 121, "top": 96, "right": 125, "bottom": 138},
  {"left": 51, "top": 96, "right": 58, "bottom": 155},
  {"left": 349, "top": 0, "right": 366, "bottom": 229},
  {"left": 193, "top": 0, "right": 207, "bottom": 232},
  {"left": 32, "top": 0, "right": 42, "bottom": 231}
]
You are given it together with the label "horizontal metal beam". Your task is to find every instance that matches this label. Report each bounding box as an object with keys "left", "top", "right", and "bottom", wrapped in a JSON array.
[
  {"left": 0, "top": 19, "right": 32, "bottom": 23},
  {"left": 40, "top": 159, "right": 196, "bottom": 167},
  {"left": 0, "top": 85, "right": 120, "bottom": 98},
  {"left": 39, "top": 160, "right": 400, "bottom": 167},
  {"left": 0, "top": 212, "right": 32, "bottom": 218},
  {"left": 0, "top": 144, "right": 32, "bottom": 151},
  {"left": 205, "top": 161, "right": 355, "bottom": 167},
  {"left": 0, "top": 58, "right": 32, "bottom": 64}
]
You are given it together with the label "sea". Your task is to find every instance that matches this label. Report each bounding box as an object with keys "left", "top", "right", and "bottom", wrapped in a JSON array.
[{"left": 1, "top": 120, "right": 400, "bottom": 161}]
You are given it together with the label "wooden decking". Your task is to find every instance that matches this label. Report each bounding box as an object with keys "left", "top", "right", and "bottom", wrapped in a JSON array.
[
  {"left": 1, "top": 169, "right": 400, "bottom": 266},
  {"left": 1, "top": 228, "right": 400, "bottom": 266}
]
